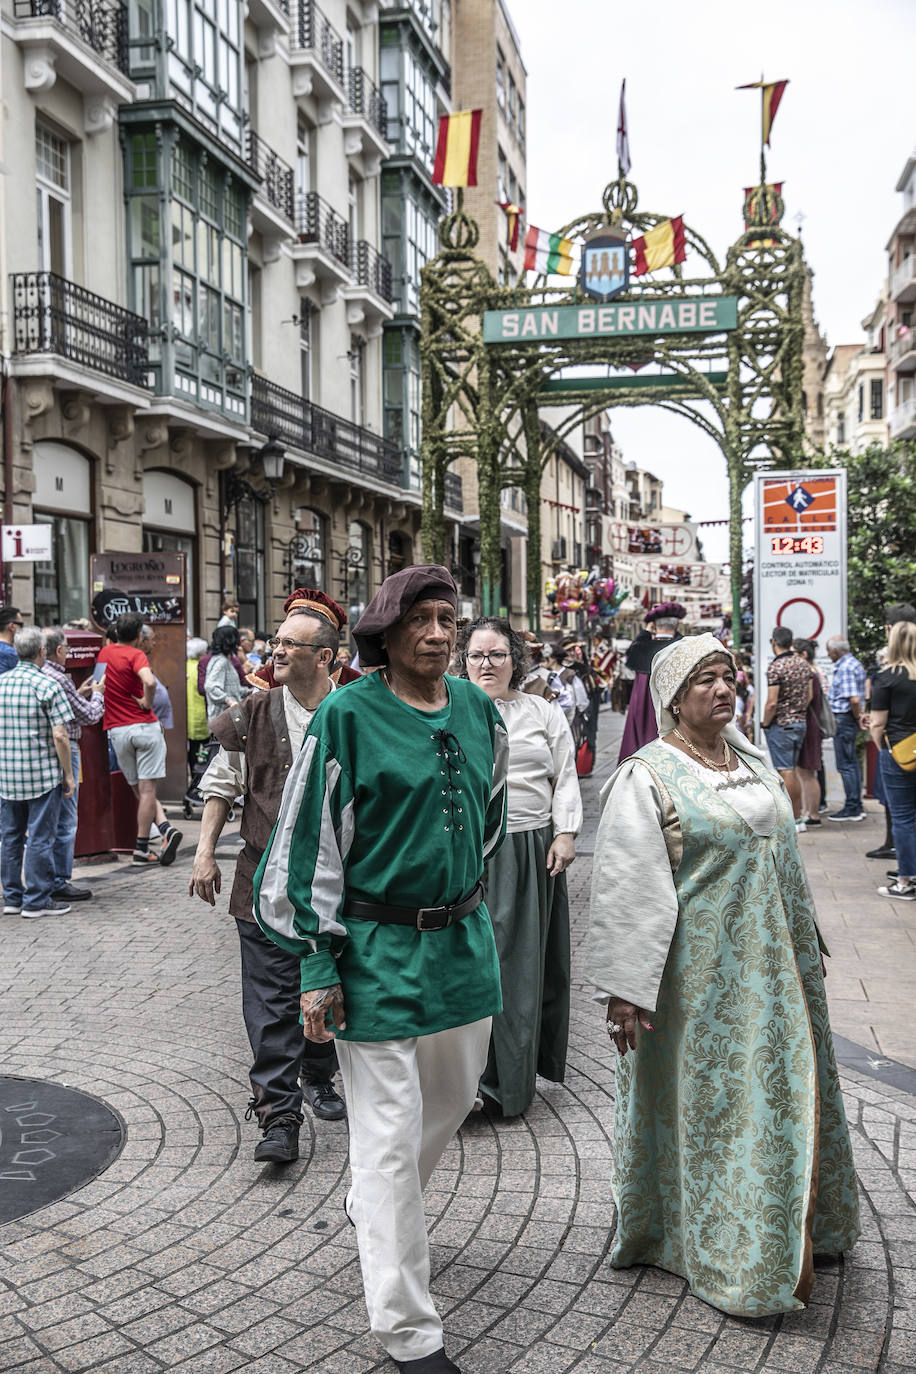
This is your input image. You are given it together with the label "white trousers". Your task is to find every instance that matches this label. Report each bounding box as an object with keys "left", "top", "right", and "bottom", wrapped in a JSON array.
[{"left": 336, "top": 1018, "right": 491, "bottom": 1362}]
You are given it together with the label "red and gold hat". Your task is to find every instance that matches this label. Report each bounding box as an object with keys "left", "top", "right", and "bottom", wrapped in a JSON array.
[{"left": 283, "top": 586, "right": 347, "bottom": 629}]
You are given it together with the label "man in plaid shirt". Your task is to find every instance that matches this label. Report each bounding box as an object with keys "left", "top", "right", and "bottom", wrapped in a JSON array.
[{"left": 0, "top": 626, "right": 76, "bottom": 918}]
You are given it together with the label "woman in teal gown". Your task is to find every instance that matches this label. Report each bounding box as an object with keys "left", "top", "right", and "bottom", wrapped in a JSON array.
[{"left": 587, "top": 634, "right": 860, "bottom": 1317}]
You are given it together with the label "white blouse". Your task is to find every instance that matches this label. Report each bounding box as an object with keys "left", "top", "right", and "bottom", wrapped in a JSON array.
[
  {"left": 587, "top": 744, "right": 777, "bottom": 1013},
  {"left": 496, "top": 693, "right": 583, "bottom": 836}
]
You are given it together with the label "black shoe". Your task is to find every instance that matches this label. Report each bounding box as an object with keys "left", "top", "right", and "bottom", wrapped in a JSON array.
[
  {"left": 887, "top": 870, "right": 899, "bottom": 881},
  {"left": 253, "top": 1114, "right": 301, "bottom": 1163},
  {"left": 159, "top": 828, "right": 183, "bottom": 867},
  {"left": 866, "top": 845, "right": 896, "bottom": 860},
  {"left": 395, "top": 1351, "right": 461, "bottom": 1373},
  {"left": 52, "top": 883, "right": 92, "bottom": 901},
  {"left": 303, "top": 1081, "right": 346, "bottom": 1121}
]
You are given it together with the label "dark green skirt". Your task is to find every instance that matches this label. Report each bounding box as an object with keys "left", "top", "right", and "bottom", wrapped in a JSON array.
[{"left": 480, "top": 823, "right": 571, "bottom": 1117}]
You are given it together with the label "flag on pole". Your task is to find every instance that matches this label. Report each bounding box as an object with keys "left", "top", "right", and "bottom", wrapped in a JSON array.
[
  {"left": 497, "top": 202, "right": 523, "bottom": 252},
  {"left": 617, "top": 79, "right": 631, "bottom": 175},
  {"left": 737, "top": 79, "right": 789, "bottom": 146},
  {"left": 631, "top": 216, "right": 686, "bottom": 276},
  {"left": 432, "top": 110, "right": 483, "bottom": 187},
  {"left": 523, "top": 225, "right": 575, "bottom": 276}
]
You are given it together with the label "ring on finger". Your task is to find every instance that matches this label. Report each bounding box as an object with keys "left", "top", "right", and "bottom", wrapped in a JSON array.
[{"left": 607, "top": 1021, "right": 623, "bottom": 1035}]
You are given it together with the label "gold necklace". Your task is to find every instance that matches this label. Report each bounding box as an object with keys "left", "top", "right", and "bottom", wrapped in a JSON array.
[{"left": 673, "top": 726, "right": 731, "bottom": 771}]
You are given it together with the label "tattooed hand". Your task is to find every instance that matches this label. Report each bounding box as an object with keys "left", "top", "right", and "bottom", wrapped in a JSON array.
[{"left": 301, "top": 984, "right": 346, "bottom": 1042}]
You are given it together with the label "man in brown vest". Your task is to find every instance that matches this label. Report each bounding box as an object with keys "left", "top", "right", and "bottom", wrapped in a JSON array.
[{"left": 189, "top": 588, "right": 348, "bottom": 1163}]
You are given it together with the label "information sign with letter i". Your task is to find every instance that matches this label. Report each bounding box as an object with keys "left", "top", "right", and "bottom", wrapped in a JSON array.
[{"left": 752, "top": 468, "right": 847, "bottom": 745}]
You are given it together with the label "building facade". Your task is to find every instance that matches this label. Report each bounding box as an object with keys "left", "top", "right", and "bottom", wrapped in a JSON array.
[
  {"left": 2, "top": 0, "right": 418, "bottom": 639},
  {"left": 887, "top": 151, "right": 916, "bottom": 445}
]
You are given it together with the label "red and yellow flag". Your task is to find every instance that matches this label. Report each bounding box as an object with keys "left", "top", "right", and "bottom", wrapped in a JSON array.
[
  {"left": 737, "top": 79, "right": 788, "bottom": 146},
  {"left": 497, "top": 202, "right": 523, "bottom": 252},
  {"left": 632, "top": 216, "right": 686, "bottom": 276},
  {"left": 432, "top": 110, "right": 482, "bottom": 187}
]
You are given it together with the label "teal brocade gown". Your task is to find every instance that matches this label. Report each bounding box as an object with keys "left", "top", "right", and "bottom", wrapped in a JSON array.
[{"left": 609, "top": 741, "right": 860, "bottom": 1317}]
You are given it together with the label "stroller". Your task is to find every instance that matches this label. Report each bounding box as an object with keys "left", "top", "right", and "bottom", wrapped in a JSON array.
[{"left": 183, "top": 737, "right": 217, "bottom": 818}]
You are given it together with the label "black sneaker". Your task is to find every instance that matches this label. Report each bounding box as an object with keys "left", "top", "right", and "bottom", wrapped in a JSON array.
[
  {"left": 866, "top": 845, "right": 896, "bottom": 860},
  {"left": 253, "top": 1114, "right": 301, "bottom": 1164},
  {"left": 52, "top": 883, "right": 92, "bottom": 901},
  {"left": 303, "top": 1081, "right": 346, "bottom": 1121},
  {"left": 159, "top": 828, "right": 183, "bottom": 867}
]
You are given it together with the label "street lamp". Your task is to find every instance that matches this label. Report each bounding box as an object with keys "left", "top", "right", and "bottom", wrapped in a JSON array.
[{"left": 223, "top": 434, "right": 287, "bottom": 512}]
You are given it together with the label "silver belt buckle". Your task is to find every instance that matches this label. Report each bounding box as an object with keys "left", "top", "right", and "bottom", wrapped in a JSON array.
[{"left": 416, "top": 903, "right": 450, "bottom": 932}]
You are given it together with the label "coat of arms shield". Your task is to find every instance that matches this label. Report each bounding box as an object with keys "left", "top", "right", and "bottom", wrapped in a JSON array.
[{"left": 581, "top": 229, "right": 629, "bottom": 302}]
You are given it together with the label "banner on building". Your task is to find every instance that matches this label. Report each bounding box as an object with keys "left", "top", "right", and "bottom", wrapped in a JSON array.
[
  {"left": 609, "top": 520, "right": 697, "bottom": 560},
  {"left": 633, "top": 559, "right": 718, "bottom": 591}
]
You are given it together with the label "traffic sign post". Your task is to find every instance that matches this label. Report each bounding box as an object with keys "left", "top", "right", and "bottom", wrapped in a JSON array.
[{"left": 753, "top": 469, "right": 847, "bottom": 745}]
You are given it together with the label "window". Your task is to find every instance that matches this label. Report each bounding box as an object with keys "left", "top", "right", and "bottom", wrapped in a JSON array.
[
  {"left": 348, "top": 174, "right": 360, "bottom": 247},
  {"left": 234, "top": 496, "right": 265, "bottom": 632},
  {"left": 291, "top": 508, "right": 326, "bottom": 591},
  {"left": 858, "top": 383, "right": 864, "bottom": 423},
  {"left": 496, "top": 47, "right": 505, "bottom": 110},
  {"left": 35, "top": 124, "right": 71, "bottom": 277},
  {"left": 497, "top": 146, "right": 508, "bottom": 203},
  {"left": 346, "top": 520, "right": 371, "bottom": 619},
  {"left": 299, "top": 298, "right": 312, "bottom": 399},
  {"left": 507, "top": 74, "right": 517, "bottom": 131},
  {"left": 517, "top": 96, "right": 526, "bottom": 152},
  {"left": 383, "top": 328, "right": 421, "bottom": 487},
  {"left": 34, "top": 517, "right": 89, "bottom": 627},
  {"left": 870, "top": 377, "right": 884, "bottom": 420},
  {"left": 837, "top": 414, "right": 846, "bottom": 444},
  {"left": 350, "top": 336, "right": 364, "bottom": 426},
  {"left": 296, "top": 115, "right": 312, "bottom": 199},
  {"left": 388, "top": 530, "right": 409, "bottom": 576},
  {"left": 166, "top": 0, "right": 243, "bottom": 148}
]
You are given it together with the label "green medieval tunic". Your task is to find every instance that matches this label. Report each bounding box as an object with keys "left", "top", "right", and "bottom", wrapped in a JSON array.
[
  {"left": 587, "top": 738, "right": 860, "bottom": 1317},
  {"left": 253, "top": 671, "right": 508, "bottom": 1042}
]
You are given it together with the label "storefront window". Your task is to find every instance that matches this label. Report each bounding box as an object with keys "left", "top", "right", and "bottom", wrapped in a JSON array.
[
  {"left": 346, "top": 520, "right": 370, "bottom": 620},
  {"left": 34, "top": 515, "right": 89, "bottom": 627},
  {"left": 234, "top": 496, "right": 265, "bottom": 632},
  {"left": 291, "top": 508, "right": 326, "bottom": 592}
]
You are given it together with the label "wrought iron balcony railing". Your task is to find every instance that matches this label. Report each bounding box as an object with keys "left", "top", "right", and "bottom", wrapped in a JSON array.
[
  {"left": 294, "top": 0, "right": 344, "bottom": 85},
  {"left": 350, "top": 240, "right": 393, "bottom": 304},
  {"left": 347, "top": 66, "right": 388, "bottom": 140},
  {"left": 295, "top": 191, "right": 349, "bottom": 267},
  {"left": 14, "top": 0, "right": 128, "bottom": 73},
  {"left": 252, "top": 375, "right": 403, "bottom": 486},
  {"left": 11, "top": 271, "right": 150, "bottom": 388},
  {"left": 245, "top": 129, "right": 295, "bottom": 223}
]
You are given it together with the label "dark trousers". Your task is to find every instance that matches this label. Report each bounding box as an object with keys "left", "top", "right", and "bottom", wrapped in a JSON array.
[
  {"left": 833, "top": 711, "right": 862, "bottom": 812},
  {"left": 236, "top": 917, "right": 336, "bottom": 1126}
]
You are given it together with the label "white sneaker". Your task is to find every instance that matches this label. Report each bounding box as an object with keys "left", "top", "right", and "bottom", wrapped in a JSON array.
[
  {"left": 795, "top": 821, "right": 807, "bottom": 833},
  {"left": 3, "top": 903, "right": 21, "bottom": 915},
  {"left": 21, "top": 901, "right": 71, "bottom": 919}
]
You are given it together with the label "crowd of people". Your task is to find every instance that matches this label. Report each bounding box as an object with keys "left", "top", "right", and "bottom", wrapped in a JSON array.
[{"left": 8, "top": 575, "right": 911, "bottom": 1373}]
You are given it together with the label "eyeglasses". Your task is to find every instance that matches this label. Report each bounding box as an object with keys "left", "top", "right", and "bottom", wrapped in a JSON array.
[
  {"left": 467, "top": 650, "right": 509, "bottom": 666},
  {"left": 267, "top": 636, "right": 324, "bottom": 652}
]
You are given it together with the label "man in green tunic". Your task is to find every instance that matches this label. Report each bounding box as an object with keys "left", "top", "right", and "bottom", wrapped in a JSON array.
[{"left": 254, "top": 565, "right": 507, "bottom": 1374}]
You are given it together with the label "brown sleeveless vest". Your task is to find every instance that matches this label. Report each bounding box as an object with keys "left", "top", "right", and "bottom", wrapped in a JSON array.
[{"left": 210, "top": 688, "right": 293, "bottom": 922}]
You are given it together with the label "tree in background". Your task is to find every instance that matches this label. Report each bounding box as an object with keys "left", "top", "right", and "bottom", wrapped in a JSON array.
[{"left": 816, "top": 444, "right": 916, "bottom": 662}]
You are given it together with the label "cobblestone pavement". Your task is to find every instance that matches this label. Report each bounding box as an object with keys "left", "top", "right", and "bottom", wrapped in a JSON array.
[{"left": 2, "top": 710, "right": 916, "bottom": 1373}]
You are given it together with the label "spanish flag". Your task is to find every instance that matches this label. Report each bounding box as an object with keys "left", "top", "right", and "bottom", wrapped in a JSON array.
[
  {"left": 632, "top": 216, "right": 686, "bottom": 276},
  {"left": 737, "top": 79, "right": 788, "bottom": 147},
  {"left": 432, "top": 110, "right": 482, "bottom": 187},
  {"left": 498, "top": 202, "right": 523, "bottom": 252}
]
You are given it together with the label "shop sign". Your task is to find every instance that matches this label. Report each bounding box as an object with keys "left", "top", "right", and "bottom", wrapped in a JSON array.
[
  {"left": 90, "top": 552, "right": 186, "bottom": 627},
  {"left": 2, "top": 525, "right": 53, "bottom": 561}
]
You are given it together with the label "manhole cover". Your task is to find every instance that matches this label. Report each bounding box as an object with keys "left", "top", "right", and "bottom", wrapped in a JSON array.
[{"left": 0, "top": 1077, "right": 124, "bottom": 1224}]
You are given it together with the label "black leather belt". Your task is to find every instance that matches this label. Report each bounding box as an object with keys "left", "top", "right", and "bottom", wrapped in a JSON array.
[{"left": 344, "top": 881, "right": 484, "bottom": 932}]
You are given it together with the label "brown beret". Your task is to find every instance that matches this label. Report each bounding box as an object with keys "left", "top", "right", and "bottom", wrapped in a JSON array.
[{"left": 353, "top": 564, "right": 457, "bottom": 667}]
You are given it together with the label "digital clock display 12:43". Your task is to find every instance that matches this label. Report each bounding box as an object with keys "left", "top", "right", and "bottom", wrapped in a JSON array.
[{"left": 770, "top": 535, "right": 825, "bottom": 556}]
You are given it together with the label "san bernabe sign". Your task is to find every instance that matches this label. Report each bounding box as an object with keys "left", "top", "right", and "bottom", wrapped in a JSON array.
[{"left": 482, "top": 295, "right": 738, "bottom": 344}]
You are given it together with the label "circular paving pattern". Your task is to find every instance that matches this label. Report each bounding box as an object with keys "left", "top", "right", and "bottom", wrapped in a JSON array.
[{"left": 0, "top": 727, "right": 913, "bottom": 1372}]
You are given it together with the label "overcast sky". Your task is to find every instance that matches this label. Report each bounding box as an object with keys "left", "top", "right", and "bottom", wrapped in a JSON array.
[{"left": 510, "top": 0, "right": 916, "bottom": 564}]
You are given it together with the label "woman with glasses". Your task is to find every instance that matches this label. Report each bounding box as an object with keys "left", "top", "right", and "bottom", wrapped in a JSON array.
[{"left": 460, "top": 617, "right": 582, "bottom": 1116}]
